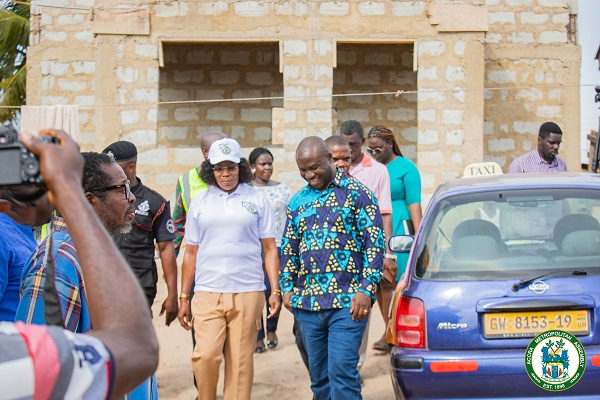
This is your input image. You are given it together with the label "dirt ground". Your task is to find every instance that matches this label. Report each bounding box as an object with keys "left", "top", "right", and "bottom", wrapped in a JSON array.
[{"left": 151, "top": 264, "right": 396, "bottom": 400}]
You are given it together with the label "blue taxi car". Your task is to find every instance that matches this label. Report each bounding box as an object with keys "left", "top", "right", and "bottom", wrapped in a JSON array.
[{"left": 388, "top": 171, "right": 600, "bottom": 399}]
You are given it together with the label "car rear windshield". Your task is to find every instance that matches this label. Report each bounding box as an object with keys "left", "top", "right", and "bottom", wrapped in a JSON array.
[{"left": 415, "top": 188, "right": 600, "bottom": 280}]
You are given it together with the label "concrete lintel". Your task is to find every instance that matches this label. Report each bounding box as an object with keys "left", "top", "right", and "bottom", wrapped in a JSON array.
[
  {"left": 333, "top": 39, "right": 416, "bottom": 70},
  {"left": 428, "top": 4, "right": 488, "bottom": 33},
  {"left": 92, "top": 8, "right": 150, "bottom": 36},
  {"left": 157, "top": 38, "right": 281, "bottom": 68}
]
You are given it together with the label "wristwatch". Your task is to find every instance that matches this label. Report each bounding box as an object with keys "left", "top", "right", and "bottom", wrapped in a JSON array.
[
  {"left": 384, "top": 253, "right": 397, "bottom": 260},
  {"left": 273, "top": 289, "right": 283, "bottom": 298},
  {"left": 178, "top": 293, "right": 190, "bottom": 300}
]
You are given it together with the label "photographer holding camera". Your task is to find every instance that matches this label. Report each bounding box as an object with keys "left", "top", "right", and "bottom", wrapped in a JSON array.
[
  {"left": 15, "top": 146, "right": 161, "bottom": 398},
  {"left": 0, "top": 129, "right": 158, "bottom": 397}
]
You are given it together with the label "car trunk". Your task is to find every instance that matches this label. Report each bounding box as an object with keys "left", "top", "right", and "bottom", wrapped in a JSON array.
[{"left": 405, "top": 276, "right": 600, "bottom": 351}]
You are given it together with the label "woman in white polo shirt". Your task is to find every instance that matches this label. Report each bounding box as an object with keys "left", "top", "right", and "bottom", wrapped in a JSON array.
[{"left": 177, "top": 138, "right": 282, "bottom": 400}]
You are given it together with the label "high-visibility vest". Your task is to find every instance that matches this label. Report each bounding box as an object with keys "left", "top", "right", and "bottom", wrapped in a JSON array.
[
  {"left": 178, "top": 167, "right": 208, "bottom": 212},
  {"left": 36, "top": 211, "right": 57, "bottom": 242}
]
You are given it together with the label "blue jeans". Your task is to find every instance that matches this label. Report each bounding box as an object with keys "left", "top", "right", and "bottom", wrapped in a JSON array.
[{"left": 294, "top": 308, "right": 367, "bottom": 400}]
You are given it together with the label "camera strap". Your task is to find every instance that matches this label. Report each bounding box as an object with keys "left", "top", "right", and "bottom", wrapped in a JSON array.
[{"left": 42, "top": 219, "right": 65, "bottom": 328}]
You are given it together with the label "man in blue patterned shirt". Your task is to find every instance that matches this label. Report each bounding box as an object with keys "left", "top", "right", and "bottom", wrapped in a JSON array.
[{"left": 280, "top": 136, "right": 384, "bottom": 400}]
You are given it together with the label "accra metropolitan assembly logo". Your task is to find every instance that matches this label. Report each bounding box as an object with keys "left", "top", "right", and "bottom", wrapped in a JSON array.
[{"left": 525, "top": 330, "right": 586, "bottom": 391}]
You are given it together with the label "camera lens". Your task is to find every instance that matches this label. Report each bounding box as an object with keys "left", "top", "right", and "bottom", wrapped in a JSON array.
[{"left": 23, "top": 158, "right": 40, "bottom": 177}]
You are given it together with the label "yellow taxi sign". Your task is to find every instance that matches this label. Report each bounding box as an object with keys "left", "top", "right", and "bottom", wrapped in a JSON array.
[{"left": 463, "top": 162, "right": 503, "bottom": 178}]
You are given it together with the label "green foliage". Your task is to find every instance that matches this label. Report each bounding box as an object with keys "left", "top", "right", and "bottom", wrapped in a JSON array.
[{"left": 0, "top": 0, "right": 30, "bottom": 121}]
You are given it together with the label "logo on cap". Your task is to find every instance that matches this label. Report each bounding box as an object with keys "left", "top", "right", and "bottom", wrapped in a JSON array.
[{"left": 220, "top": 144, "right": 231, "bottom": 155}]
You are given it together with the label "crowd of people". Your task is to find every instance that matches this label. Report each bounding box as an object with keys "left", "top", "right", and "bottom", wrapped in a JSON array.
[{"left": 0, "top": 118, "right": 567, "bottom": 399}]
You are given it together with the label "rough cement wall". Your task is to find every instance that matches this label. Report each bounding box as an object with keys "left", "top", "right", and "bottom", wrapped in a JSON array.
[
  {"left": 25, "top": 0, "right": 581, "bottom": 203},
  {"left": 333, "top": 43, "right": 417, "bottom": 161},
  {"left": 26, "top": 5, "right": 96, "bottom": 143},
  {"left": 416, "top": 32, "right": 486, "bottom": 192},
  {"left": 482, "top": 1, "right": 579, "bottom": 170}
]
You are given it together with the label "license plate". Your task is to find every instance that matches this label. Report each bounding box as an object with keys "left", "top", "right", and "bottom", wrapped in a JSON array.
[{"left": 483, "top": 310, "right": 589, "bottom": 339}]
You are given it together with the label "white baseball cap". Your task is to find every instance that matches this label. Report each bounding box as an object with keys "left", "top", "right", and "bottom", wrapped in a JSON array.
[{"left": 208, "top": 138, "right": 242, "bottom": 165}]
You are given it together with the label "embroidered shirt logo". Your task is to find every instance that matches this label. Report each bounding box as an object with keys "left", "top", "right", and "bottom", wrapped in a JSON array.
[
  {"left": 242, "top": 201, "right": 258, "bottom": 215},
  {"left": 166, "top": 219, "right": 174, "bottom": 233},
  {"left": 135, "top": 200, "right": 150, "bottom": 216}
]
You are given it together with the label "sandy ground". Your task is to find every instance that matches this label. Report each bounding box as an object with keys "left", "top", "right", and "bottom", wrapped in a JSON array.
[{"left": 151, "top": 264, "right": 396, "bottom": 400}]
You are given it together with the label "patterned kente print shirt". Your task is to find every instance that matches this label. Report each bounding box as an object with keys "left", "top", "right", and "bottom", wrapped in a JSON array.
[{"left": 280, "top": 170, "right": 384, "bottom": 311}]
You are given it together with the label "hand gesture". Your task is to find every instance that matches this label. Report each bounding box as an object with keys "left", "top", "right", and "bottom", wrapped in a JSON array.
[
  {"left": 177, "top": 299, "right": 192, "bottom": 330},
  {"left": 160, "top": 294, "right": 179, "bottom": 326},
  {"left": 350, "top": 292, "right": 371, "bottom": 321}
]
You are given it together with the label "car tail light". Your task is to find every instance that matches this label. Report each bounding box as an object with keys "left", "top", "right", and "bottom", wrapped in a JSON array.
[{"left": 395, "top": 296, "right": 425, "bottom": 348}]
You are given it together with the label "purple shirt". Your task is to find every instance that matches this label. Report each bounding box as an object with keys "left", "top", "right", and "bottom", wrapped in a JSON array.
[{"left": 508, "top": 149, "right": 567, "bottom": 173}]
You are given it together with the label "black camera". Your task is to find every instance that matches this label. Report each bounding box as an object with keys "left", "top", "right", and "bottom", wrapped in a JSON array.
[{"left": 0, "top": 122, "right": 58, "bottom": 206}]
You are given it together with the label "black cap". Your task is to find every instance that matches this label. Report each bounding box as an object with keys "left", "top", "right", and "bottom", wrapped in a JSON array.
[{"left": 102, "top": 141, "right": 138, "bottom": 162}]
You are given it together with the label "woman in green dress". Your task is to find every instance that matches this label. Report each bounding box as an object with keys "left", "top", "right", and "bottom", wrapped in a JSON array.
[{"left": 367, "top": 125, "right": 422, "bottom": 279}]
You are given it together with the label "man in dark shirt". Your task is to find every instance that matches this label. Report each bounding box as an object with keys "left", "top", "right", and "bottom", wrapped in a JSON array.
[{"left": 103, "top": 141, "right": 178, "bottom": 325}]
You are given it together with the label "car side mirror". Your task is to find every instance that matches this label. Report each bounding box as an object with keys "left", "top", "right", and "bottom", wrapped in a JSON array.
[{"left": 389, "top": 235, "right": 414, "bottom": 253}]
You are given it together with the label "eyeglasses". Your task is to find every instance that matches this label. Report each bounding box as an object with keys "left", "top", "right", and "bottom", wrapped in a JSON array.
[
  {"left": 88, "top": 180, "right": 131, "bottom": 200},
  {"left": 366, "top": 147, "right": 383, "bottom": 156},
  {"left": 214, "top": 165, "right": 239, "bottom": 174}
]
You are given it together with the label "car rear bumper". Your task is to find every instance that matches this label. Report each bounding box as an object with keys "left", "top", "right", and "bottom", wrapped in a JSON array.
[{"left": 390, "top": 345, "right": 600, "bottom": 399}]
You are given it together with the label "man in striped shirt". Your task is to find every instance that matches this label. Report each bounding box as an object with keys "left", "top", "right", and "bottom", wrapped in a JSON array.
[
  {"left": 507, "top": 122, "right": 567, "bottom": 239},
  {"left": 16, "top": 152, "right": 135, "bottom": 332},
  {"left": 508, "top": 122, "right": 567, "bottom": 173}
]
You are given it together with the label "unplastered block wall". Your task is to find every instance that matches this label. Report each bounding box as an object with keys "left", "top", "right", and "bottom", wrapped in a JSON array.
[
  {"left": 333, "top": 43, "right": 417, "bottom": 161},
  {"left": 26, "top": 3, "right": 97, "bottom": 144},
  {"left": 416, "top": 33, "right": 486, "bottom": 191},
  {"left": 482, "top": 0, "right": 579, "bottom": 169},
  {"left": 26, "top": 0, "right": 581, "bottom": 200},
  {"left": 158, "top": 43, "right": 283, "bottom": 149}
]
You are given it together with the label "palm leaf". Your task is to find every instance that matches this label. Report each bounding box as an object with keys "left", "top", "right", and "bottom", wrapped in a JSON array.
[{"left": 0, "top": 0, "right": 29, "bottom": 121}]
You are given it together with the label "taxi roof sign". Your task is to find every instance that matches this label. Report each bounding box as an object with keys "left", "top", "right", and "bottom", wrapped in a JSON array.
[{"left": 463, "top": 162, "right": 503, "bottom": 178}]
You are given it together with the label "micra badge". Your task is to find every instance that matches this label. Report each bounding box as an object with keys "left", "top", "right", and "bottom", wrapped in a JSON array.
[
  {"left": 437, "top": 322, "right": 467, "bottom": 330},
  {"left": 528, "top": 280, "right": 549, "bottom": 294}
]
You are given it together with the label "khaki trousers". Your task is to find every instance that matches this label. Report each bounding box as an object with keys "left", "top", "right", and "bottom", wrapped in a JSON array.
[{"left": 191, "top": 291, "right": 264, "bottom": 400}]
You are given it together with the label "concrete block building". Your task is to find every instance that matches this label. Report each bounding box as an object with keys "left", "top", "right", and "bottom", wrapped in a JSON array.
[{"left": 26, "top": 0, "right": 581, "bottom": 201}]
